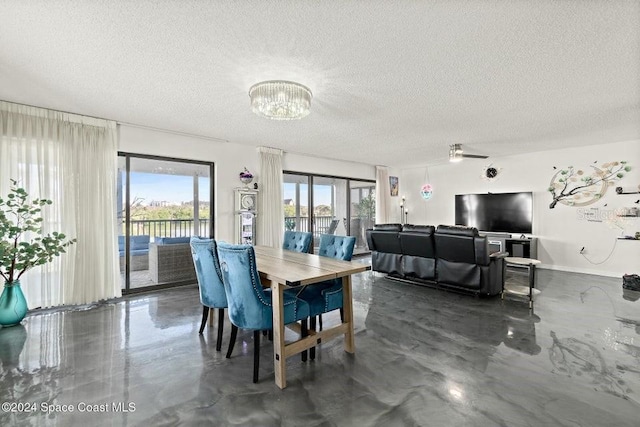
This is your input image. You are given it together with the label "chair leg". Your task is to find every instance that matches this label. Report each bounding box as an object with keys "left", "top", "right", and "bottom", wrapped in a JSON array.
[
  {"left": 301, "top": 319, "right": 308, "bottom": 362},
  {"left": 262, "top": 330, "right": 267, "bottom": 336},
  {"left": 226, "top": 325, "right": 238, "bottom": 358},
  {"left": 253, "top": 330, "right": 260, "bottom": 383},
  {"left": 199, "top": 305, "right": 209, "bottom": 334},
  {"left": 268, "top": 330, "right": 273, "bottom": 341},
  {"left": 310, "top": 316, "right": 317, "bottom": 360},
  {"left": 216, "top": 308, "right": 225, "bottom": 352},
  {"left": 319, "top": 314, "right": 323, "bottom": 331},
  {"left": 340, "top": 308, "right": 344, "bottom": 323}
]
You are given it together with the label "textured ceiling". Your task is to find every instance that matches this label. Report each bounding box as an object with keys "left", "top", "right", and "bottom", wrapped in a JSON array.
[{"left": 1, "top": 1, "right": 639, "bottom": 167}]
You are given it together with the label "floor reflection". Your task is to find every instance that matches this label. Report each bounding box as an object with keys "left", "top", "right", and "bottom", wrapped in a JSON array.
[{"left": 0, "top": 269, "right": 638, "bottom": 426}]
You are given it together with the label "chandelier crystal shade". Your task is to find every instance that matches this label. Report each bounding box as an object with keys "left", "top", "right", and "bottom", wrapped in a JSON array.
[{"left": 249, "top": 80, "right": 312, "bottom": 120}]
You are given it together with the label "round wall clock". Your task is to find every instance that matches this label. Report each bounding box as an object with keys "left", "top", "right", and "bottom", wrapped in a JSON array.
[
  {"left": 481, "top": 164, "right": 502, "bottom": 181},
  {"left": 241, "top": 194, "right": 255, "bottom": 209}
]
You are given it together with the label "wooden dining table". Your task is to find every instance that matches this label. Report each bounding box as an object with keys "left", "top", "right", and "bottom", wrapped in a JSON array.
[{"left": 252, "top": 245, "right": 370, "bottom": 389}]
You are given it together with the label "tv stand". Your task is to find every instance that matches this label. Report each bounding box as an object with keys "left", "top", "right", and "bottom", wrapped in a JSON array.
[{"left": 481, "top": 233, "right": 538, "bottom": 259}]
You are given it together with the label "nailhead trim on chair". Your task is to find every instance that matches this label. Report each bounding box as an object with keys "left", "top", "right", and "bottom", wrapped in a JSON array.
[
  {"left": 220, "top": 248, "right": 298, "bottom": 320},
  {"left": 323, "top": 286, "right": 342, "bottom": 312},
  {"left": 246, "top": 246, "right": 297, "bottom": 318}
]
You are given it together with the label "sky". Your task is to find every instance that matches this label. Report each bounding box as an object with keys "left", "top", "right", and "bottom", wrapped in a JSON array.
[
  {"left": 124, "top": 172, "right": 333, "bottom": 206},
  {"left": 127, "top": 173, "right": 210, "bottom": 204},
  {"left": 283, "top": 183, "right": 332, "bottom": 206}
]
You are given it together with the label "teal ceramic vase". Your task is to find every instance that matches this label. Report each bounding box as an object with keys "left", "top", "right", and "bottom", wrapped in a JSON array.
[{"left": 0, "top": 281, "right": 28, "bottom": 327}]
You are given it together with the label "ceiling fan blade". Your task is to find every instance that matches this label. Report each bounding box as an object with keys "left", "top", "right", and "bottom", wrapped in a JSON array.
[{"left": 462, "top": 153, "right": 489, "bottom": 159}]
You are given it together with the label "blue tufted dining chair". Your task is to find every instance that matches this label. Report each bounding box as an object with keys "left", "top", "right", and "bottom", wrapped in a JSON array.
[
  {"left": 216, "top": 242, "right": 311, "bottom": 383},
  {"left": 282, "top": 230, "right": 313, "bottom": 253},
  {"left": 190, "top": 237, "right": 228, "bottom": 351},
  {"left": 288, "top": 234, "right": 356, "bottom": 360}
]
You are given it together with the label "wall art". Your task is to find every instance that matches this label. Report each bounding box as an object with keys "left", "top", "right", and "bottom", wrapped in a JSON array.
[
  {"left": 548, "top": 161, "right": 631, "bottom": 209},
  {"left": 389, "top": 176, "right": 399, "bottom": 196}
]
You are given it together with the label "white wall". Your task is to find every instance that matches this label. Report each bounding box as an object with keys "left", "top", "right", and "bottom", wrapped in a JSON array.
[
  {"left": 397, "top": 140, "right": 640, "bottom": 277},
  {"left": 118, "top": 125, "right": 375, "bottom": 243}
]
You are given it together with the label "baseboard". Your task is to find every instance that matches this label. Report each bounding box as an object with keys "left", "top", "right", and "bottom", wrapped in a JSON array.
[{"left": 537, "top": 264, "right": 622, "bottom": 278}]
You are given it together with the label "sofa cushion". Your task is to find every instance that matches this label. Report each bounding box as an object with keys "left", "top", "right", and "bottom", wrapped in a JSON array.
[
  {"left": 402, "top": 224, "right": 435, "bottom": 234},
  {"left": 434, "top": 232, "right": 477, "bottom": 264},
  {"left": 373, "top": 223, "right": 402, "bottom": 231},
  {"left": 155, "top": 236, "right": 191, "bottom": 245},
  {"left": 131, "top": 235, "right": 150, "bottom": 250},
  {"left": 129, "top": 249, "right": 149, "bottom": 257},
  {"left": 366, "top": 229, "right": 402, "bottom": 254},
  {"left": 399, "top": 226, "right": 435, "bottom": 258},
  {"left": 436, "top": 224, "right": 478, "bottom": 237},
  {"left": 118, "top": 235, "right": 150, "bottom": 256}
]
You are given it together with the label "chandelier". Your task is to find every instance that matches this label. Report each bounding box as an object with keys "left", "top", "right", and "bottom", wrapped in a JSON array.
[{"left": 249, "top": 80, "right": 312, "bottom": 120}]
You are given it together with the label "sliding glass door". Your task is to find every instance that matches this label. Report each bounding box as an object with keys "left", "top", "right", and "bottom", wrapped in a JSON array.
[
  {"left": 283, "top": 173, "right": 310, "bottom": 233},
  {"left": 312, "top": 176, "right": 348, "bottom": 252},
  {"left": 118, "top": 153, "right": 214, "bottom": 292},
  {"left": 283, "top": 172, "right": 375, "bottom": 255},
  {"left": 349, "top": 180, "right": 376, "bottom": 255}
]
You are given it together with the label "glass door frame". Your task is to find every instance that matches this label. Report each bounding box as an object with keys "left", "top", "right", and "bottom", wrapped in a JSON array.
[
  {"left": 283, "top": 170, "right": 375, "bottom": 255},
  {"left": 118, "top": 152, "right": 215, "bottom": 294}
]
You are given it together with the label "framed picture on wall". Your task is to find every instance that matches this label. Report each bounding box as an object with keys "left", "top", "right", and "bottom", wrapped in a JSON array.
[{"left": 389, "top": 176, "right": 399, "bottom": 196}]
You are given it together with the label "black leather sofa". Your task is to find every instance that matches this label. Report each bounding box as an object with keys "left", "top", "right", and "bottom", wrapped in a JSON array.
[{"left": 366, "top": 224, "right": 506, "bottom": 296}]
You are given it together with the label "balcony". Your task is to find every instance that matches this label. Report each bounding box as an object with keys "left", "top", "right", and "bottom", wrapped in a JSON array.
[
  {"left": 120, "top": 219, "right": 210, "bottom": 290},
  {"left": 284, "top": 215, "right": 372, "bottom": 254}
]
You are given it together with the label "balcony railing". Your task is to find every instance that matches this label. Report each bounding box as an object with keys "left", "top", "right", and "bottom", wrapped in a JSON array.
[
  {"left": 123, "top": 219, "right": 210, "bottom": 238},
  {"left": 284, "top": 215, "right": 333, "bottom": 237},
  {"left": 122, "top": 216, "right": 373, "bottom": 246},
  {"left": 284, "top": 215, "right": 374, "bottom": 243}
]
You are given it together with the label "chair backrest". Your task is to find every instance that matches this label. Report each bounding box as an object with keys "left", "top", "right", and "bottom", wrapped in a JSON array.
[
  {"left": 318, "top": 234, "right": 356, "bottom": 261},
  {"left": 190, "top": 237, "right": 227, "bottom": 309},
  {"left": 216, "top": 242, "right": 271, "bottom": 330},
  {"left": 326, "top": 219, "right": 340, "bottom": 235},
  {"left": 365, "top": 223, "right": 402, "bottom": 253},
  {"left": 399, "top": 224, "right": 436, "bottom": 258},
  {"left": 282, "top": 231, "right": 313, "bottom": 253},
  {"left": 434, "top": 225, "right": 490, "bottom": 265}
]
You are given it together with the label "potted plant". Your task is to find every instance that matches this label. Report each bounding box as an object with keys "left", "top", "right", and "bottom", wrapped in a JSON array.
[{"left": 0, "top": 180, "right": 76, "bottom": 327}]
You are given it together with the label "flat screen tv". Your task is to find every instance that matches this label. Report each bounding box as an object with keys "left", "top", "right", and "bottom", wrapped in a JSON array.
[{"left": 455, "top": 192, "right": 533, "bottom": 234}]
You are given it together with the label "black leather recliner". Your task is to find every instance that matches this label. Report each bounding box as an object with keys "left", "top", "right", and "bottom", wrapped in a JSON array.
[
  {"left": 399, "top": 224, "right": 436, "bottom": 280},
  {"left": 365, "top": 223, "right": 403, "bottom": 275},
  {"left": 366, "top": 224, "right": 506, "bottom": 296},
  {"left": 434, "top": 225, "right": 505, "bottom": 295}
]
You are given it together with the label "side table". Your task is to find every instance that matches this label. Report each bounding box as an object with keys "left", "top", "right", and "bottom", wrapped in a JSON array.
[{"left": 502, "top": 257, "right": 541, "bottom": 309}]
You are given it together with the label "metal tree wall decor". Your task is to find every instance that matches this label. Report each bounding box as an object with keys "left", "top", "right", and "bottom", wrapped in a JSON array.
[{"left": 548, "top": 161, "right": 631, "bottom": 209}]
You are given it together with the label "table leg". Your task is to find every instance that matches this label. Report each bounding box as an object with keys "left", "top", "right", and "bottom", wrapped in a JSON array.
[
  {"left": 270, "top": 279, "right": 287, "bottom": 389},
  {"left": 342, "top": 275, "right": 355, "bottom": 353}
]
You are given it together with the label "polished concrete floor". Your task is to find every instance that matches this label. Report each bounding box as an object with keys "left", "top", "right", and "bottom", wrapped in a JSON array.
[{"left": 1, "top": 268, "right": 639, "bottom": 426}]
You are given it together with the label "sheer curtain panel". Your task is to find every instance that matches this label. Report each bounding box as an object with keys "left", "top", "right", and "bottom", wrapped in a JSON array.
[
  {"left": 0, "top": 101, "right": 120, "bottom": 308},
  {"left": 375, "top": 166, "right": 391, "bottom": 224},
  {"left": 256, "top": 147, "right": 284, "bottom": 248}
]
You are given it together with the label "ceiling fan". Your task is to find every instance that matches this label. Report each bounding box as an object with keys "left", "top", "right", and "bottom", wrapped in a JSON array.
[{"left": 449, "top": 144, "right": 489, "bottom": 162}]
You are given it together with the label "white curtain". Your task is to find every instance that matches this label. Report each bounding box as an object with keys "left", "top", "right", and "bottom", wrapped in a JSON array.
[
  {"left": 257, "top": 147, "right": 283, "bottom": 248},
  {"left": 0, "top": 101, "right": 120, "bottom": 308},
  {"left": 375, "top": 165, "right": 391, "bottom": 224}
]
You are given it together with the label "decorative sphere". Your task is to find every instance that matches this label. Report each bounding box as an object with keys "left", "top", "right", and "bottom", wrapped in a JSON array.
[{"left": 420, "top": 184, "right": 433, "bottom": 200}]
